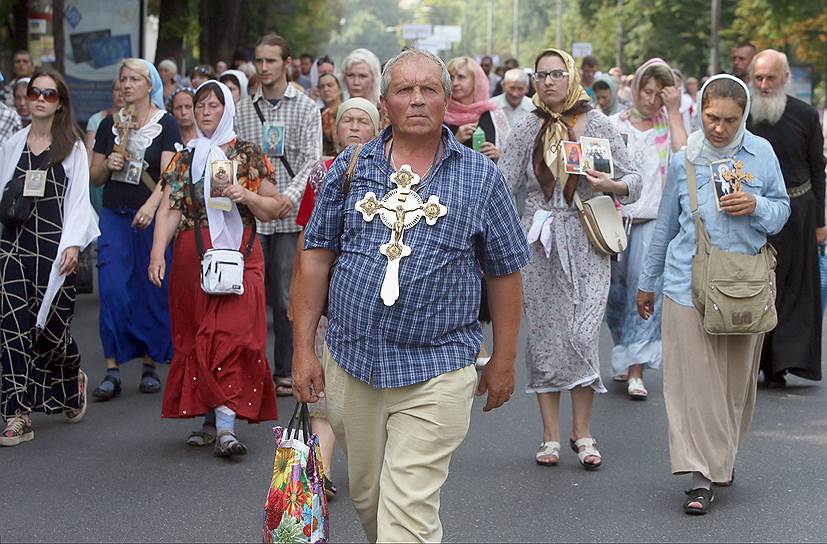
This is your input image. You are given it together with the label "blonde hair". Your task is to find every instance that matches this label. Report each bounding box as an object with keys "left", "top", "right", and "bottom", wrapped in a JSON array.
[
  {"left": 341, "top": 48, "right": 381, "bottom": 103},
  {"left": 446, "top": 56, "right": 475, "bottom": 82},
  {"left": 119, "top": 58, "right": 151, "bottom": 85}
]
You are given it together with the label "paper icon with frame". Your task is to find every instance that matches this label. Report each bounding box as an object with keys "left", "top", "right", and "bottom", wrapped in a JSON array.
[
  {"left": 262, "top": 122, "right": 285, "bottom": 157},
  {"left": 208, "top": 159, "right": 236, "bottom": 211},
  {"left": 562, "top": 141, "right": 584, "bottom": 174},
  {"left": 709, "top": 158, "right": 738, "bottom": 211},
  {"left": 580, "top": 136, "right": 614, "bottom": 177},
  {"left": 122, "top": 160, "right": 143, "bottom": 185},
  {"left": 23, "top": 169, "right": 47, "bottom": 197}
]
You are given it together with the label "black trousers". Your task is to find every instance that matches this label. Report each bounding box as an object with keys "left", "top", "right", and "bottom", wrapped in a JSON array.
[{"left": 261, "top": 231, "right": 299, "bottom": 379}]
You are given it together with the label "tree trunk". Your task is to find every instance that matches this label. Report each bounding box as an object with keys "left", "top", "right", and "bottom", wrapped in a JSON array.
[
  {"left": 155, "top": 0, "right": 189, "bottom": 65},
  {"left": 13, "top": 0, "right": 29, "bottom": 51},
  {"left": 710, "top": 0, "right": 721, "bottom": 76},
  {"left": 200, "top": 0, "right": 244, "bottom": 66}
]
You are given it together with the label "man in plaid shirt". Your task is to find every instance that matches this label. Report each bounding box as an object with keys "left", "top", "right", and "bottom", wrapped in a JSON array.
[
  {"left": 235, "top": 34, "right": 321, "bottom": 394},
  {"left": 293, "top": 49, "right": 530, "bottom": 542},
  {"left": 0, "top": 72, "right": 21, "bottom": 145}
]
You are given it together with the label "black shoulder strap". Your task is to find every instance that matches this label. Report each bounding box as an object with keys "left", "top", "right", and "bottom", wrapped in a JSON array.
[
  {"left": 186, "top": 156, "right": 256, "bottom": 259},
  {"left": 253, "top": 98, "right": 295, "bottom": 179}
]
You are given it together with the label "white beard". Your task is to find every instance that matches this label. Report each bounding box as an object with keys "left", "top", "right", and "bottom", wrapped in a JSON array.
[{"left": 750, "top": 82, "right": 790, "bottom": 126}]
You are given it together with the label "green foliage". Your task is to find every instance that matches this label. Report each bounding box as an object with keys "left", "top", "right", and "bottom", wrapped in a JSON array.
[{"left": 245, "top": 0, "right": 341, "bottom": 57}]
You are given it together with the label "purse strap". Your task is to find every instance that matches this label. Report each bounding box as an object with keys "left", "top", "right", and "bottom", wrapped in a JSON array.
[
  {"left": 684, "top": 157, "right": 712, "bottom": 252},
  {"left": 186, "top": 156, "right": 256, "bottom": 259},
  {"left": 342, "top": 143, "right": 363, "bottom": 196}
]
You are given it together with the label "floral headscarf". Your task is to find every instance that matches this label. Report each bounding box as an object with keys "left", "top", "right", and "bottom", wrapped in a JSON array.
[{"left": 530, "top": 48, "right": 592, "bottom": 203}]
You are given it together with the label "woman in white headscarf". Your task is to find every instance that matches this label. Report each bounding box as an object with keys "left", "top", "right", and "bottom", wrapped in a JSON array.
[
  {"left": 149, "top": 81, "right": 283, "bottom": 457},
  {"left": 218, "top": 69, "right": 249, "bottom": 105},
  {"left": 638, "top": 75, "right": 790, "bottom": 514}
]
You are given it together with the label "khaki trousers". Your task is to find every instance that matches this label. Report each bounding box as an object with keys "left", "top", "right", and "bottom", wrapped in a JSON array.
[
  {"left": 321, "top": 344, "right": 477, "bottom": 543},
  {"left": 662, "top": 297, "right": 763, "bottom": 483}
]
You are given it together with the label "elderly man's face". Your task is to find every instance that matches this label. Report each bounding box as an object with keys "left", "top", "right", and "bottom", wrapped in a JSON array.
[
  {"left": 13, "top": 53, "right": 33, "bottom": 78},
  {"left": 752, "top": 54, "right": 789, "bottom": 96},
  {"left": 381, "top": 57, "right": 447, "bottom": 138},
  {"left": 503, "top": 80, "right": 528, "bottom": 107}
]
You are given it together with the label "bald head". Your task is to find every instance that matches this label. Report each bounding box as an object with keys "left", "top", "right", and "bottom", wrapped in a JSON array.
[{"left": 751, "top": 49, "right": 790, "bottom": 96}]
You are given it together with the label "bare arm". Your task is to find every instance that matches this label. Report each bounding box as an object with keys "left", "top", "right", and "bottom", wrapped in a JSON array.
[
  {"left": 291, "top": 247, "right": 336, "bottom": 403},
  {"left": 90, "top": 151, "right": 115, "bottom": 186},
  {"left": 661, "top": 86, "right": 688, "bottom": 152},
  {"left": 148, "top": 184, "right": 182, "bottom": 287},
  {"left": 84, "top": 131, "right": 96, "bottom": 165},
  {"left": 476, "top": 271, "right": 522, "bottom": 412}
]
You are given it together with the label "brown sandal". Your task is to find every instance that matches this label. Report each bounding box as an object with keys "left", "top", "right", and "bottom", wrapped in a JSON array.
[{"left": 275, "top": 377, "right": 294, "bottom": 397}]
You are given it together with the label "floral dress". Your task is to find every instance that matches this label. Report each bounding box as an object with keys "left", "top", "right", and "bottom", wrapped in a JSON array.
[{"left": 499, "top": 110, "right": 642, "bottom": 393}]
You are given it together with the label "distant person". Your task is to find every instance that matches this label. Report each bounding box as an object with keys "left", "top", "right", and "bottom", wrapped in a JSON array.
[
  {"left": 218, "top": 69, "right": 249, "bottom": 104},
  {"left": 0, "top": 71, "right": 99, "bottom": 446},
  {"left": 85, "top": 79, "right": 125, "bottom": 212},
  {"left": 732, "top": 42, "right": 757, "bottom": 83},
  {"left": 489, "top": 68, "right": 533, "bottom": 128},
  {"left": 189, "top": 64, "right": 215, "bottom": 89},
  {"left": 157, "top": 59, "right": 180, "bottom": 107},
  {"left": 580, "top": 55, "right": 599, "bottom": 103},
  {"left": 492, "top": 57, "right": 519, "bottom": 96},
  {"left": 341, "top": 48, "right": 381, "bottom": 105},
  {"left": 297, "top": 52, "right": 314, "bottom": 92},
  {"left": 592, "top": 74, "right": 619, "bottom": 116},
  {"left": 13, "top": 77, "right": 31, "bottom": 127},
  {"left": 0, "top": 71, "right": 22, "bottom": 144},
  {"left": 317, "top": 72, "right": 343, "bottom": 156},
  {"left": 168, "top": 87, "right": 196, "bottom": 144},
  {"left": 748, "top": 49, "right": 826, "bottom": 387},
  {"left": 215, "top": 60, "right": 228, "bottom": 74},
  {"left": 479, "top": 55, "right": 500, "bottom": 97}
]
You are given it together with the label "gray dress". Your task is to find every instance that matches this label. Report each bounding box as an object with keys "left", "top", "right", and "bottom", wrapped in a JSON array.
[{"left": 499, "top": 110, "right": 641, "bottom": 393}]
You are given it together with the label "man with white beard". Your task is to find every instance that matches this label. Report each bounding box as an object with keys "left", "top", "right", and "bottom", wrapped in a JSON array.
[{"left": 747, "top": 49, "right": 826, "bottom": 387}]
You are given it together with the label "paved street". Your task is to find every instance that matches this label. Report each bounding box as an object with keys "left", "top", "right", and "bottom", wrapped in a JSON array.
[{"left": 2, "top": 291, "right": 826, "bottom": 542}]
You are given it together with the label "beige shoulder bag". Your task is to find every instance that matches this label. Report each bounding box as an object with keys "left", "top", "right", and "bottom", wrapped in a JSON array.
[
  {"left": 560, "top": 174, "right": 627, "bottom": 256},
  {"left": 686, "top": 157, "right": 777, "bottom": 335}
]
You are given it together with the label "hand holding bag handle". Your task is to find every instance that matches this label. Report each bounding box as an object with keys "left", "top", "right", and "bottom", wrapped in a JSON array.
[{"left": 557, "top": 168, "right": 627, "bottom": 256}]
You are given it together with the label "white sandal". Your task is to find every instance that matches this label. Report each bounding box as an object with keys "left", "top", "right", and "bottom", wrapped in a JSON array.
[
  {"left": 535, "top": 441, "right": 560, "bottom": 466},
  {"left": 627, "top": 377, "right": 648, "bottom": 400},
  {"left": 570, "top": 437, "right": 602, "bottom": 470}
]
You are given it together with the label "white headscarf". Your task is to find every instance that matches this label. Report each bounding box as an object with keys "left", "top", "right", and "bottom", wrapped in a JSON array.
[
  {"left": 188, "top": 80, "right": 243, "bottom": 251},
  {"left": 686, "top": 74, "right": 751, "bottom": 164},
  {"left": 218, "top": 69, "right": 249, "bottom": 102}
]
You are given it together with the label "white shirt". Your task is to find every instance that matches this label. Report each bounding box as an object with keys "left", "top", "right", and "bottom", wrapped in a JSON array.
[{"left": 489, "top": 94, "right": 534, "bottom": 129}]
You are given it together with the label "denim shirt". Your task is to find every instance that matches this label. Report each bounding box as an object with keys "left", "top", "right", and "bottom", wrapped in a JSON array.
[
  {"left": 304, "top": 126, "right": 531, "bottom": 388},
  {"left": 639, "top": 132, "right": 791, "bottom": 307}
]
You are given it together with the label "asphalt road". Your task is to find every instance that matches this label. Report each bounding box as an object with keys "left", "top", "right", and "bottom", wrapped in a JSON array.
[{"left": 2, "top": 291, "right": 826, "bottom": 542}]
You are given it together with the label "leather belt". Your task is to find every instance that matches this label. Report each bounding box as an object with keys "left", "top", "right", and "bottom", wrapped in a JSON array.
[{"left": 788, "top": 180, "right": 811, "bottom": 198}]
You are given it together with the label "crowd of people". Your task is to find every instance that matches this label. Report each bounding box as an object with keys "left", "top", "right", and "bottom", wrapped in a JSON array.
[{"left": 0, "top": 31, "right": 825, "bottom": 542}]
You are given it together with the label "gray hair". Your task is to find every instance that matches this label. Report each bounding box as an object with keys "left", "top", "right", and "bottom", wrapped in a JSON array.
[
  {"left": 503, "top": 67, "right": 529, "bottom": 86},
  {"left": 380, "top": 49, "right": 451, "bottom": 99},
  {"left": 158, "top": 59, "right": 177, "bottom": 75},
  {"left": 341, "top": 48, "right": 382, "bottom": 103}
]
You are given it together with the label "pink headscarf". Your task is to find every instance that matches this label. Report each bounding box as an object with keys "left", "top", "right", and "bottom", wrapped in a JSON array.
[{"left": 445, "top": 57, "right": 499, "bottom": 126}]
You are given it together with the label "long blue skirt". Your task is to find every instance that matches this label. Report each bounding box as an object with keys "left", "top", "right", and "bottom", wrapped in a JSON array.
[
  {"left": 98, "top": 207, "right": 173, "bottom": 364},
  {"left": 605, "top": 220, "right": 663, "bottom": 376}
]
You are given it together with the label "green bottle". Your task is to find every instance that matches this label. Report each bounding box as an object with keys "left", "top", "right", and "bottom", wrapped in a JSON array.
[{"left": 472, "top": 126, "right": 485, "bottom": 152}]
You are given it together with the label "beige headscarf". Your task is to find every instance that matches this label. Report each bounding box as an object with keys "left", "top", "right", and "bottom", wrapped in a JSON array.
[{"left": 531, "top": 49, "right": 592, "bottom": 203}]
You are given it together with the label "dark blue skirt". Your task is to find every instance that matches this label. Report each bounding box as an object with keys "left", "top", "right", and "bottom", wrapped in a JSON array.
[{"left": 97, "top": 207, "right": 173, "bottom": 364}]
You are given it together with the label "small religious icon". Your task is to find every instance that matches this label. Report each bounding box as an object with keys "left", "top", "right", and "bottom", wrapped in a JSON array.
[
  {"left": 23, "top": 169, "right": 47, "bottom": 197},
  {"left": 709, "top": 158, "right": 753, "bottom": 211},
  {"left": 388, "top": 164, "right": 420, "bottom": 202},
  {"left": 720, "top": 160, "right": 753, "bottom": 193}
]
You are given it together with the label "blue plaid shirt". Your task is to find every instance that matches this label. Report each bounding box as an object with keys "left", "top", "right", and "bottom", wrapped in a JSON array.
[{"left": 304, "top": 126, "right": 531, "bottom": 388}]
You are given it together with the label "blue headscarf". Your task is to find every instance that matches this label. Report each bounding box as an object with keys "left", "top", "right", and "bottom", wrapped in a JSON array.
[{"left": 140, "top": 59, "right": 165, "bottom": 109}]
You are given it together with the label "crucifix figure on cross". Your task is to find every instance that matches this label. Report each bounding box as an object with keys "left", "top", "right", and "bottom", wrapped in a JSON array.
[
  {"left": 355, "top": 163, "right": 448, "bottom": 306},
  {"left": 720, "top": 159, "right": 754, "bottom": 193}
]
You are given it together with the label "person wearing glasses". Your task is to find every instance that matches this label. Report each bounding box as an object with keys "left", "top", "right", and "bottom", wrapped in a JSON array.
[
  {"left": 499, "top": 48, "right": 640, "bottom": 470},
  {"left": 0, "top": 71, "right": 99, "bottom": 446},
  {"left": 89, "top": 59, "right": 181, "bottom": 401}
]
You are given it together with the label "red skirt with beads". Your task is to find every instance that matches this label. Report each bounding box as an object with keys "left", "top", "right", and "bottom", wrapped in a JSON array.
[{"left": 161, "top": 227, "right": 278, "bottom": 422}]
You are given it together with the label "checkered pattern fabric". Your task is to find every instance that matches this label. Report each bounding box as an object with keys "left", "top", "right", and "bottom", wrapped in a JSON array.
[
  {"left": 0, "top": 103, "right": 21, "bottom": 145},
  {"left": 304, "top": 127, "right": 531, "bottom": 388},
  {"left": 235, "top": 84, "right": 322, "bottom": 234}
]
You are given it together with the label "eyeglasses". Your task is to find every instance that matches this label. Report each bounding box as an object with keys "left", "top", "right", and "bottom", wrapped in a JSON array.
[
  {"left": 27, "top": 86, "right": 59, "bottom": 103},
  {"left": 533, "top": 70, "right": 569, "bottom": 82}
]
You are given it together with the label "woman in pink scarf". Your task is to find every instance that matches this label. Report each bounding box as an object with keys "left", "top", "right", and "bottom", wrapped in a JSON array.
[{"left": 445, "top": 56, "right": 510, "bottom": 161}]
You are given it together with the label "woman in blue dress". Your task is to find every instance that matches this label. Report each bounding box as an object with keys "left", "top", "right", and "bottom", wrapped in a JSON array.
[{"left": 89, "top": 58, "right": 180, "bottom": 399}]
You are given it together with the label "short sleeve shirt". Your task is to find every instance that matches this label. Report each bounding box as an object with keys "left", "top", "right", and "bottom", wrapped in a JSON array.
[
  {"left": 93, "top": 110, "right": 181, "bottom": 209},
  {"left": 161, "top": 139, "right": 274, "bottom": 232}
]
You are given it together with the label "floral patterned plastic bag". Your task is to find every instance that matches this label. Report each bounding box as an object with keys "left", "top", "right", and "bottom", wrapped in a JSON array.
[{"left": 263, "top": 403, "right": 329, "bottom": 544}]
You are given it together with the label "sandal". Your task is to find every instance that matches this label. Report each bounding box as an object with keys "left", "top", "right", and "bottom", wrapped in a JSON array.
[
  {"left": 214, "top": 430, "right": 248, "bottom": 457},
  {"left": 627, "top": 377, "right": 648, "bottom": 400},
  {"left": 275, "top": 377, "right": 293, "bottom": 397},
  {"left": 64, "top": 370, "right": 88, "bottom": 423},
  {"left": 323, "top": 476, "right": 337, "bottom": 499},
  {"left": 613, "top": 372, "right": 628, "bottom": 382},
  {"left": 570, "top": 437, "right": 602, "bottom": 470},
  {"left": 139, "top": 370, "right": 162, "bottom": 394},
  {"left": 684, "top": 488, "right": 714, "bottom": 515},
  {"left": 187, "top": 428, "right": 216, "bottom": 447},
  {"left": 535, "top": 441, "right": 560, "bottom": 466},
  {"left": 93, "top": 374, "right": 121, "bottom": 401}
]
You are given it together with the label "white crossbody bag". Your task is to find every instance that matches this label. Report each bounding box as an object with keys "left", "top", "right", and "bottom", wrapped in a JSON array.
[
  {"left": 187, "top": 167, "right": 256, "bottom": 296},
  {"left": 559, "top": 172, "right": 627, "bottom": 256}
]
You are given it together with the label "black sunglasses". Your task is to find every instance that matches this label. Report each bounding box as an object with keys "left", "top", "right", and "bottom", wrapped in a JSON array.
[{"left": 27, "top": 86, "right": 60, "bottom": 103}]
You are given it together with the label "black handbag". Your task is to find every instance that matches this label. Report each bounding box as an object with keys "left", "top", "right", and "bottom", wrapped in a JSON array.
[{"left": 0, "top": 176, "right": 33, "bottom": 228}]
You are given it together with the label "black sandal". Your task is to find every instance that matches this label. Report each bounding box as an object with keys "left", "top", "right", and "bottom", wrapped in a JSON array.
[
  {"left": 214, "top": 430, "right": 248, "bottom": 457},
  {"left": 139, "top": 370, "right": 162, "bottom": 394},
  {"left": 92, "top": 375, "right": 121, "bottom": 401},
  {"left": 323, "top": 476, "right": 337, "bottom": 499},
  {"left": 684, "top": 488, "right": 715, "bottom": 515}
]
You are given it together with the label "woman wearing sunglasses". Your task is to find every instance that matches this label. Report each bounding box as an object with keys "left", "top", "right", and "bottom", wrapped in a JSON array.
[
  {"left": 90, "top": 58, "right": 181, "bottom": 401},
  {"left": 499, "top": 49, "right": 641, "bottom": 470},
  {"left": 0, "top": 71, "right": 99, "bottom": 446}
]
